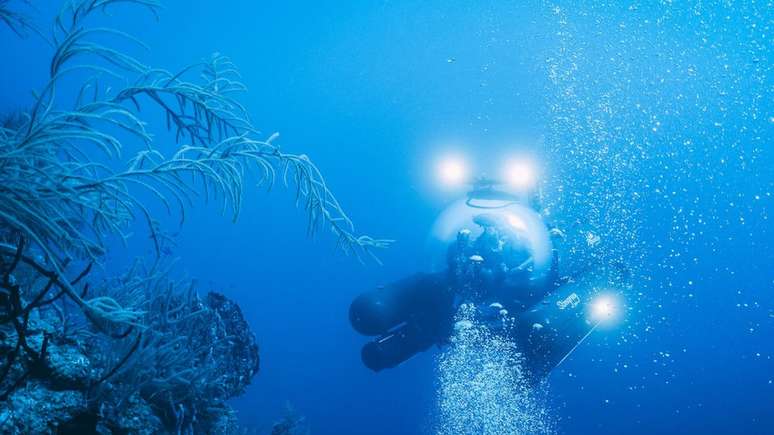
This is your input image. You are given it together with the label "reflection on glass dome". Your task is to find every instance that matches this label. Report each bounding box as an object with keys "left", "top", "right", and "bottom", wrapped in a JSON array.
[{"left": 427, "top": 198, "right": 553, "bottom": 297}]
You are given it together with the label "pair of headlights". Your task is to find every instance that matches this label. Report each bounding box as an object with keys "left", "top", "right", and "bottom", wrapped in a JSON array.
[{"left": 437, "top": 155, "right": 537, "bottom": 189}]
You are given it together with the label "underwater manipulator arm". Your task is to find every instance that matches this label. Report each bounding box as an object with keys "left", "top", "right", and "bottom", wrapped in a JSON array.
[
  {"left": 512, "top": 265, "right": 628, "bottom": 380},
  {"left": 349, "top": 272, "right": 456, "bottom": 371}
]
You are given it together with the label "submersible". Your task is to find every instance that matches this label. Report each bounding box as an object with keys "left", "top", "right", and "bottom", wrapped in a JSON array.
[{"left": 349, "top": 164, "right": 627, "bottom": 379}]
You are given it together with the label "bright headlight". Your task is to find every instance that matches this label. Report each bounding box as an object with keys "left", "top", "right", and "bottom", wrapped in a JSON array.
[
  {"left": 504, "top": 159, "right": 536, "bottom": 189},
  {"left": 437, "top": 155, "right": 469, "bottom": 187}
]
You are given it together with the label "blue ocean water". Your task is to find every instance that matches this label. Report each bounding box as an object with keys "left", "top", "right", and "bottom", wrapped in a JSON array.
[{"left": 2, "top": 1, "right": 771, "bottom": 434}]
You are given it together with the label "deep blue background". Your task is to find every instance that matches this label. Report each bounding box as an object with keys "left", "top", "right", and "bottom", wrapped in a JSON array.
[{"left": 2, "top": 1, "right": 772, "bottom": 434}]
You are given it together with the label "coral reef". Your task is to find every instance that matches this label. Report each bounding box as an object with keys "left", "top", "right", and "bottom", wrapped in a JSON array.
[
  {"left": 0, "top": 266, "right": 260, "bottom": 433},
  {"left": 0, "top": 0, "right": 379, "bottom": 432},
  {"left": 270, "top": 404, "right": 310, "bottom": 435},
  {"left": 3, "top": 383, "right": 87, "bottom": 433}
]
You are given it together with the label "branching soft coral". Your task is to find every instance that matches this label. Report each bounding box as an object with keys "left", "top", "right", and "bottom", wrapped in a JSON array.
[
  {"left": 0, "top": 0, "right": 389, "bottom": 328},
  {"left": 82, "top": 259, "right": 260, "bottom": 431},
  {"left": 0, "top": 0, "right": 33, "bottom": 36}
]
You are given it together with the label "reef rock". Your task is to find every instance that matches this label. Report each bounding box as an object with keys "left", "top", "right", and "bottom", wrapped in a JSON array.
[
  {"left": 1, "top": 381, "right": 87, "bottom": 434},
  {"left": 45, "top": 342, "right": 98, "bottom": 389},
  {"left": 93, "top": 393, "right": 164, "bottom": 435},
  {"left": 0, "top": 290, "right": 260, "bottom": 434},
  {"left": 205, "top": 291, "right": 261, "bottom": 397}
]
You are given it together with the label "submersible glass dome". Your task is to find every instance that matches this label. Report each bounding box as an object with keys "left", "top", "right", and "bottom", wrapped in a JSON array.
[{"left": 427, "top": 195, "right": 554, "bottom": 289}]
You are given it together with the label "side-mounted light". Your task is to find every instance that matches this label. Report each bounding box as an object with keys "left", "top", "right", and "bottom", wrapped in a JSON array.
[{"left": 588, "top": 293, "right": 624, "bottom": 327}]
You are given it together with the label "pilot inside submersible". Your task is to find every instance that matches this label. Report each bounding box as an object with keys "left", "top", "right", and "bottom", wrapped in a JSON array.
[{"left": 349, "top": 156, "right": 627, "bottom": 380}]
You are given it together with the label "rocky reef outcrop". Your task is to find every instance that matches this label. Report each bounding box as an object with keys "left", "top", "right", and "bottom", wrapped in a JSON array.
[{"left": 0, "top": 285, "right": 259, "bottom": 434}]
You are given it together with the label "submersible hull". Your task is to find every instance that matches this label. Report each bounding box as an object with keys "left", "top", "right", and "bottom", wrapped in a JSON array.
[
  {"left": 350, "top": 266, "right": 624, "bottom": 376},
  {"left": 349, "top": 272, "right": 454, "bottom": 371},
  {"left": 512, "top": 267, "right": 624, "bottom": 378}
]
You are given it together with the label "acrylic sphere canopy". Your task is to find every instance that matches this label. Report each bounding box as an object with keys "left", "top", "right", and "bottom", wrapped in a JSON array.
[{"left": 427, "top": 198, "right": 554, "bottom": 287}]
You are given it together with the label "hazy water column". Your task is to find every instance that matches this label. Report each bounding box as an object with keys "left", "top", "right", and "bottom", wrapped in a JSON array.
[{"left": 435, "top": 304, "right": 555, "bottom": 435}]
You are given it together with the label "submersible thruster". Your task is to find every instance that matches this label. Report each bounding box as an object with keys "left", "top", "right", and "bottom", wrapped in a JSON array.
[{"left": 349, "top": 174, "right": 626, "bottom": 379}]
